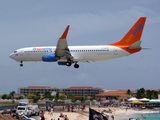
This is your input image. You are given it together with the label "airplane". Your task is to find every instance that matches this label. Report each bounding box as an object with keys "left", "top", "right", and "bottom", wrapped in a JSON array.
[{"left": 9, "top": 17, "right": 146, "bottom": 69}]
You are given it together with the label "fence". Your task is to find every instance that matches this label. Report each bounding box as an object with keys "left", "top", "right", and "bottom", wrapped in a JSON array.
[{"left": 0, "top": 105, "right": 17, "bottom": 113}]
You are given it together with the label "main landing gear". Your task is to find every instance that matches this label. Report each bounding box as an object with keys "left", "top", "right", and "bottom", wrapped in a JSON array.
[
  {"left": 74, "top": 63, "right": 79, "bottom": 68},
  {"left": 66, "top": 60, "right": 79, "bottom": 68},
  {"left": 66, "top": 61, "right": 72, "bottom": 67},
  {"left": 20, "top": 61, "right": 23, "bottom": 67}
]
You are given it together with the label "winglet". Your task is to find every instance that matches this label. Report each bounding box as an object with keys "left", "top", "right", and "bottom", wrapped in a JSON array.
[{"left": 60, "top": 25, "right": 70, "bottom": 39}]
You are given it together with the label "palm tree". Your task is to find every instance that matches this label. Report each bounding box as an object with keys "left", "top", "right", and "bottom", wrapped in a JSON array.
[
  {"left": 126, "top": 89, "right": 131, "bottom": 96},
  {"left": 10, "top": 91, "right": 15, "bottom": 99}
]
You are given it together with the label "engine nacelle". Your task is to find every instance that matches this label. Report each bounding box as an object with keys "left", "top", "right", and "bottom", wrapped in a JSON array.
[
  {"left": 58, "top": 62, "right": 67, "bottom": 65},
  {"left": 42, "top": 54, "right": 56, "bottom": 62}
]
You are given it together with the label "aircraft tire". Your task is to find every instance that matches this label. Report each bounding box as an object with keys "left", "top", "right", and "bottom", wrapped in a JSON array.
[
  {"left": 66, "top": 62, "right": 71, "bottom": 66},
  {"left": 20, "top": 64, "right": 23, "bottom": 67},
  {"left": 74, "top": 64, "right": 79, "bottom": 68}
]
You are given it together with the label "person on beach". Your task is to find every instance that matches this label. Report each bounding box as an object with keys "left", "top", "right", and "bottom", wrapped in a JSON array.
[
  {"left": 50, "top": 106, "right": 54, "bottom": 116},
  {"left": 19, "top": 113, "right": 23, "bottom": 120},
  {"left": 41, "top": 110, "right": 45, "bottom": 120},
  {"left": 111, "top": 115, "right": 114, "bottom": 120},
  {"left": 64, "top": 115, "right": 69, "bottom": 120},
  {"left": 59, "top": 113, "right": 64, "bottom": 117},
  {"left": 68, "top": 105, "right": 70, "bottom": 112},
  {"left": 126, "top": 107, "right": 128, "bottom": 111},
  {"left": 71, "top": 105, "right": 74, "bottom": 112},
  {"left": 48, "top": 106, "right": 51, "bottom": 114},
  {"left": 46, "top": 104, "right": 48, "bottom": 111},
  {"left": 58, "top": 113, "right": 64, "bottom": 120},
  {"left": 106, "top": 115, "right": 109, "bottom": 119}
]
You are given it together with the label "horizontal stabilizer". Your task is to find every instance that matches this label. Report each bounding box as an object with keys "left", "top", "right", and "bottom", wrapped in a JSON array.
[
  {"left": 128, "top": 41, "right": 142, "bottom": 49},
  {"left": 141, "top": 48, "right": 151, "bottom": 50}
]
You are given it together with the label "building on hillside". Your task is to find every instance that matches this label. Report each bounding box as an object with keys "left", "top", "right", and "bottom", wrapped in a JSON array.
[
  {"left": 19, "top": 86, "right": 104, "bottom": 99},
  {"left": 19, "top": 86, "right": 60, "bottom": 95},
  {"left": 95, "top": 89, "right": 136, "bottom": 100},
  {"left": 63, "top": 86, "right": 104, "bottom": 99}
]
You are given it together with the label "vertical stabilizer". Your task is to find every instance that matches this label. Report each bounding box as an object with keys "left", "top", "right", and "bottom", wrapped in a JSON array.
[{"left": 109, "top": 17, "right": 146, "bottom": 46}]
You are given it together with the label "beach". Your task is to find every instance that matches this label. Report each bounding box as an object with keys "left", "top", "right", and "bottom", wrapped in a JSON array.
[{"left": 42, "top": 107, "right": 160, "bottom": 120}]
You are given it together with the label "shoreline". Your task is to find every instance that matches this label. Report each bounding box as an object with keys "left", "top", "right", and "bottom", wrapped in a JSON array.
[{"left": 43, "top": 107, "right": 160, "bottom": 120}]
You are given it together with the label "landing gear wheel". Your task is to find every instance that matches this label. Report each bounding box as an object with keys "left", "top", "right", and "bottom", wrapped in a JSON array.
[
  {"left": 20, "top": 61, "right": 23, "bottom": 67},
  {"left": 66, "top": 62, "right": 71, "bottom": 66},
  {"left": 74, "top": 64, "right": 79, "bottom": 68},
  {"left": 20, "top": 64, "right": 23, "bottom": 67}
]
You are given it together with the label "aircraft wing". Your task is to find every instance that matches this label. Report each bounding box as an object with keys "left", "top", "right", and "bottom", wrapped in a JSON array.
[{"left": 55, "top": 25, "right": 73, "bottom": 60}]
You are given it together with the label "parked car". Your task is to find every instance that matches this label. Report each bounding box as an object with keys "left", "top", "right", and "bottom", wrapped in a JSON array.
[{"left": 18, "top": 102, "right": 40, "bottom": 116}]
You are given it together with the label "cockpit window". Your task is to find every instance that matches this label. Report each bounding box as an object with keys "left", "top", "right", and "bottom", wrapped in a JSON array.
[{"left": 14, "top": 51, "right": 17, "bottom": 53}]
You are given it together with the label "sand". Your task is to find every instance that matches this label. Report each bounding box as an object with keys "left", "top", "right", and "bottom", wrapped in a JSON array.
[{"left": 43, "top": 107, "right": 157, "bottom": 120}]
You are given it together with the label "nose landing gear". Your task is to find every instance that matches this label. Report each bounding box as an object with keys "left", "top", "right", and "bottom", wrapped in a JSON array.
[{"left": 20, "top": 61, "right": 23, "bottom": 67}]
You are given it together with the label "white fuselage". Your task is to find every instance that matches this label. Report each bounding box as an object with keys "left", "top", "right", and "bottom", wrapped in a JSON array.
[{"left": 9, "top": 45, "right": 130, "bottom": 62}]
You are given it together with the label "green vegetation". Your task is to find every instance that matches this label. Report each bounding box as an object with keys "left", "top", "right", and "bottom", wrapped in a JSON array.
[
  {"left": 10, "top": 91, "right": 15, "bottom": 99},
  {"left": 16, "top": 96, "right": 24, "bottom": 100},
  {"left": 1, "top": 88, "right": 159, "bottom": 104},
  {"left": 1, "top": 94, "right": 8, "bottom": 99},
  {"left": 126, "top": 89, "right": 132, "bottom": 96},
  {"left": 136, "top": 88, "right": 160, "bottom": 99}
]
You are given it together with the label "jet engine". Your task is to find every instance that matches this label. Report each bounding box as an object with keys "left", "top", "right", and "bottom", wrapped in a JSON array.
[
  {"left": 58, "top": 62, "right": 67, "bottom": 65},
  {"left": 42, "top": 54, "right": 56, "bottom": 62}
]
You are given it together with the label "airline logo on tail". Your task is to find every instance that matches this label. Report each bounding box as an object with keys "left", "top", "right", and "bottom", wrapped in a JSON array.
[
  {"left": 109, "top": 17, "right": 146, "bottom": 47},
  {"left": 126, "top": 23, "right": 143, "bottom": 43}
]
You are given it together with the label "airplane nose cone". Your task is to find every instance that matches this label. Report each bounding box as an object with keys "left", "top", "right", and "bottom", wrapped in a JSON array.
[{"left": 9, "top": 53, "right": 14, "bottom": 59}]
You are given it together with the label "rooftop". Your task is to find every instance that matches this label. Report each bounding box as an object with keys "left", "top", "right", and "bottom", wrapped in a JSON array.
[
  {"left": 66, "top": 86, "right": 93, "bottom": 89},
  {"left": 96, "top": 89, "right": 135, "bottom": 96},
  {"left": 24, "top": 86, "right": 51, "bottom": 89}
]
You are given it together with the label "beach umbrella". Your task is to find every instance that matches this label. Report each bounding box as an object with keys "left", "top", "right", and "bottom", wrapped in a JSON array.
[
  {"left": 128, "top": 97, "right": 138, "bottom": 101},
  {"left": 130, "top": 100, "right": 144, "bottom": 104},
  {"left": 149, "top": 99, "right": 160, "bottom": 102},
  {"left": 139, "top": 98, "right": 150, "bottom": 102}
]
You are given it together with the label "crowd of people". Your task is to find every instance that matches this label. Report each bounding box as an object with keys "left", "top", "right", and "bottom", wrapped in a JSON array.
[
  {"left": 43, "top": 103, "right": 86, "bottom": 120},
  {"left": 41, "top": 111, "right": 69, "bottom": 120},
  {"left": 0, "top": 112, "right": 24, "bottom": 120}
]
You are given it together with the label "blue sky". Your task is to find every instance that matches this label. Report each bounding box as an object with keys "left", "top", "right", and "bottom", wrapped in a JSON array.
[{"left": 0, "top": 1, "right": 160, "bottom": 93}]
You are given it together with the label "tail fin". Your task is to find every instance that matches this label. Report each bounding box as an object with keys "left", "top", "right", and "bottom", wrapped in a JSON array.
[{"left": 109, "top": 17, "right": 146, "bottom": 46}]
